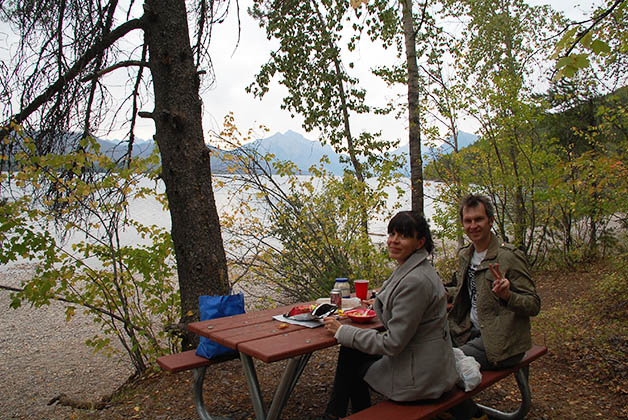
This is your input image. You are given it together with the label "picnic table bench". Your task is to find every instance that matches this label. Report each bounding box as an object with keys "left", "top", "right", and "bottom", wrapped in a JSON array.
[
  {"left": 343, "top": 344, "right": 547, "bottom": 420},
  {"left": 156, "top": 350, "right": 238, "bottom": 420}
]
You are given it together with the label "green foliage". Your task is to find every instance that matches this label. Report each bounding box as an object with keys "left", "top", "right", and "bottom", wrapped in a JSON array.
[
  {"left": 265, "top": 172, "right": 394, "bottom": 301},
  {"left": 432, "top": 248, "right": 458, "bottom": 286},
  {"left": 213, "top": 120, "right": 401, "bottom": 306},
  {"left": 537, "top": 88, "right": 628, "bottom": 265},
  {"left": 589, "top": 255, "right": 628, "bottom": 318},
  {"left": 535, "top": 303, "right": 584, "bottom": 350},
  {"left": 424, "top": 0, "right": 628, "bottom": 269},
  {"left": 248, "top": 0, "right": 394, "bottom": 178},
  {"left": 1, "top": 128, "right": 180, "bottom": 374},
  {"left": 552, "top": 0, "right": 627, "bottom": 79},
  {"left": 429, "top": 90, "right": 628, "bottom": 267},
  {"left": 423, "top": 0, "right": 563, "bottom": 257},
  {"left": 364, "top": 0, "right": 448, "bottom": 213}
]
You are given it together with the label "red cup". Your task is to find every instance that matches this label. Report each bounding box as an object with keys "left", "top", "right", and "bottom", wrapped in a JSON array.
[{"left": 354, "top": 279, "right": 369, "bottom": 300}]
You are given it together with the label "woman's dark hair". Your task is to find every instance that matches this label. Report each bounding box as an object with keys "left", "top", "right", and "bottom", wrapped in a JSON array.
[{"left": 387, "top": 211, "right": 434, "bottom": 254}]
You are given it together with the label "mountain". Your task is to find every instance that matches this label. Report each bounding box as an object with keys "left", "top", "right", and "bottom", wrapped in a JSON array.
[
  {"left": 94, "top": 137, "right": 237, "bottom": 173},
  {"left": 389, "top": 131, "right": 478, "bottom": 175},
  {"left": 241, "top": 130, "right": 345, "bottom": 175},
  {"left": 95, "top": 130, "right": 476, "bottom": 176},
  {"left": 390, "top": 131, "right": 478, "bottom": 158},
  {"left": 96, "top": 131, "right": 346, "bottom": 175},
  {"left": 97, "top": 138, "right": 155, "bottom": 160}
]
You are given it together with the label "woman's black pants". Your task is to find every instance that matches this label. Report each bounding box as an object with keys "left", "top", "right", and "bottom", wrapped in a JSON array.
[{"left": 325, "top": 346, "right": 381, "bottom": 418}]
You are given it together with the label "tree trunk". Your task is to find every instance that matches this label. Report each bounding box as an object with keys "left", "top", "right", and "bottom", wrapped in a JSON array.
[
  {"left": 144, "top": 0, "right": 229, "bottom": 348},
  {"left": 401, "top": 0, "right": 424, "bottom": 215}
]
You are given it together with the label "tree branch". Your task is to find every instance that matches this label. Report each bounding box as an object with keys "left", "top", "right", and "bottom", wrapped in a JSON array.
[
  {"left": 412, "top": 1, "right": 429, "bottom": 39},
  {"left": 137, "top": 111, "right": 155, "bottom": 119},
  {"left": 10, "top": 17, "right": 145, "bottom": 125},
  {"left": 563, "top": 0, "right": 626, "bottom": 58},
  {"left": 0, "top": 284, "right": 143, "bottom": 331},
  {"left": 80, "top": 60, "right": 150, "bottom": 82},
  {"left": 127, "top": 44, "right": 149, "bottom": 167}
]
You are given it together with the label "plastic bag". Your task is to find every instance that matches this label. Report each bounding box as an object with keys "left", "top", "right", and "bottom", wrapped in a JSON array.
[
  {"left": 196, "top": 293, "right": 245, "bottom": 359},
  {"left": 453, "top": 347, "right": 482, "bottom": 392}
]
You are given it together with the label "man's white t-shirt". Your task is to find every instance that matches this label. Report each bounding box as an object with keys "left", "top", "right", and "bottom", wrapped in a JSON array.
[{"left": 467, "top": 249, "right": 487, "bottom": 330}]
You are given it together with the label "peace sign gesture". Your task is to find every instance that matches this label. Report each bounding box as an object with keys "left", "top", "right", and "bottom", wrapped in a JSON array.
[{"left": 489, "top": 263, "right": 511, "bottom": 301}]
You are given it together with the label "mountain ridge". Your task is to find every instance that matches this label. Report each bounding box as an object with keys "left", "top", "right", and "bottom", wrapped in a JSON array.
[{"left": 98, "top": 130, "right": 478, "bottom": 175}]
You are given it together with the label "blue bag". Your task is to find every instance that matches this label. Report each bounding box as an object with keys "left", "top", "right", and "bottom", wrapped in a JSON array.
[{"left": 196, "top": 293, "right": 245, "bottom": 359}]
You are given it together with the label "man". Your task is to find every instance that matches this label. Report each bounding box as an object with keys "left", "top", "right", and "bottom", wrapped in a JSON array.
[{"left": 446, "top": 194, "right": 541, "bottom": 420}]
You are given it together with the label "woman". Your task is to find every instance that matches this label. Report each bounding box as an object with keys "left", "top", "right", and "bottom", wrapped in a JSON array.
[{"left": 318, "top": 211, "right": 458, "bottom": 419}]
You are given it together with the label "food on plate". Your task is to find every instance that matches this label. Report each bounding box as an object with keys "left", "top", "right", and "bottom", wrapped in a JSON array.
[
  {"left": 287, "top": 304, "right": 315, "bottom": 318},
  {"left": 345, "top": 308, "right": 376, "bottom": 323}
]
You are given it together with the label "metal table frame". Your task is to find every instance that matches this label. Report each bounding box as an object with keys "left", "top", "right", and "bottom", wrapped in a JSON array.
[
  {"left": 478, "top": 366, "right": 531, "bottom": 420},
  {"left": 241, "top": 352, "right": 313, "bottom": 420},
  {"left": 190, "top": 365, "right": 231, "bottom": 420}
]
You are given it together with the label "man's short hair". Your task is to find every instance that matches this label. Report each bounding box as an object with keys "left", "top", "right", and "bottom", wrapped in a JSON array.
[{"left": 459, "top": 194, "right": 495, "bottom": 221}]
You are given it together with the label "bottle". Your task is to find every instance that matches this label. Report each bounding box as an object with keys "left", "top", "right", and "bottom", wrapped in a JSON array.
[{"left": 333, "top": 278, "right": 351, "bottom": 298}]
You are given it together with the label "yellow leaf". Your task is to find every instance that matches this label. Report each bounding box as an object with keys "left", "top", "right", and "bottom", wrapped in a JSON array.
[
  {"left": 134, "top": 406, "right": 141, "bottom": 412},
  {"left": 186, "top": 310, "right": 195, "bottom": 317},
  {"left": 350, "top": 0, "right": 367, "bottom": 9},
  {"left": 65, "top": 306, "right": 75, "bottom": 322}
]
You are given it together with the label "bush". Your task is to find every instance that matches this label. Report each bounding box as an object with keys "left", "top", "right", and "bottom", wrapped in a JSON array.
[
  {"left": 214, "top": 129, "right": 403, "bottom": 305},
  {"left": 1, "top": 130, "right": 180, "bottom": 374}
]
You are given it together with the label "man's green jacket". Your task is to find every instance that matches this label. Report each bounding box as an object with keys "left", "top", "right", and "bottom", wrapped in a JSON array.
[{"left": 448, "top": 233, "right": 541, "bottom": 365}]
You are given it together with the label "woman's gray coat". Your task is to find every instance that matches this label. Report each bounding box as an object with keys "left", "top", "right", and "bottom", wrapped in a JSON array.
[{"left": 336, "top": 249, "right": 458, "bottom": 401}]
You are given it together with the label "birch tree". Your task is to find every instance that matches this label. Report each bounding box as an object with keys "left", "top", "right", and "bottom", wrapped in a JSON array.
[{"left": 248, "top": 0, "right": 398, "bottom": 233}]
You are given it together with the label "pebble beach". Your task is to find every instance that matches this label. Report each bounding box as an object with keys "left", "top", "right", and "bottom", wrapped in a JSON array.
[{"left": 0, "top": 263, "right": 133, "bottom": 420}]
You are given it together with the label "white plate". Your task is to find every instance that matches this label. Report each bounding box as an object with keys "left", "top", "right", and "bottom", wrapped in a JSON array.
[{"left": 316, "top": 297, "right": 361, "bottom": 310}]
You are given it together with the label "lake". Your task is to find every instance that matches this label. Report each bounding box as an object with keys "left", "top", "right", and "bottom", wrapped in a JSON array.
[
  {"left": 1, "top": 174, "right": 440, "bottom": 262},
  {"left": 139, "top": 173, "right": 437, "bottom": 240}
]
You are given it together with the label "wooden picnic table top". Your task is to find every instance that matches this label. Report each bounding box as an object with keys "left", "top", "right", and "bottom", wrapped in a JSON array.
[{"left": 187, "top": 302, "right": 384, "bottom": 363}]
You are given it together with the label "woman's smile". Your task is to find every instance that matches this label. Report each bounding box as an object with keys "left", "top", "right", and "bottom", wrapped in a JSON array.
[{"left": 387, "top": 231, "right": 424, "bottom": 264}]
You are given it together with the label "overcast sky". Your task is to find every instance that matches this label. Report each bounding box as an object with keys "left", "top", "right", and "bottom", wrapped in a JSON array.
[
  {"left": 1, "top": 0, "right": 603, "bottom": 145},
  {"left": 199, "top": 0, "right": 603, "bottom": 147},
  {"left": 200, "top": 0, "right": 405, "bottom": 146}
]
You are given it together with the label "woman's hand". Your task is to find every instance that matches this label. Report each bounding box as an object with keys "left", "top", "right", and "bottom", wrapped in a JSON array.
[
  {"left": 360, "top": 298, "right": 375, "bottom": 308},
  {"left": 323, "top": 316, "right": 341, "bottom": 335}
]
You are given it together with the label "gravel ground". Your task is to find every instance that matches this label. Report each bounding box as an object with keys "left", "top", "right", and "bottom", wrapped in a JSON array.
[
  {"left": 0, "top": 263, "right": 133, "bottom": 420},
  {"left": 0, "top": 262, "right": 281, "bottom": 420}
]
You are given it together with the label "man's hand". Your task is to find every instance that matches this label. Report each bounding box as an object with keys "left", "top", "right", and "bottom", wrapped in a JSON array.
[
  {"left": 489, "top": 263, "right": 511, "bottom": 301},
  {"left": 323, "top": 316, "right": 342, "bottom": 335}
]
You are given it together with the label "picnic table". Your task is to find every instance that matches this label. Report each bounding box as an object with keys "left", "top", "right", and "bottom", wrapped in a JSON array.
[{"left": 187, "top": 302, "right": 383, "bottom": 420}]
